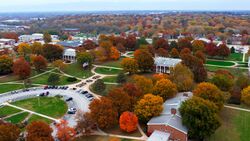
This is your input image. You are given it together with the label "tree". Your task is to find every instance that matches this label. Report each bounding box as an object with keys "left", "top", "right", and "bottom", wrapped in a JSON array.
[
  {"left": 230, "top": 47, "right": 235, "bottom": 53},
  {"left": 179, "top": 97, "right": 221, "bottom": 140},
  {"left": 77, "top": 51, "right": 94, "bottom": 68},
  {"left": 108, "top": 87, "right": 131, "bottom": 115},
  {"left": 195, "top": 50, "right": 206, "bottom": 63},
  {"left": 2, "top": 32, "right": 18, "bottom": 42},
  {"left": 99, "top": 41, "right": 113, "bottom": 60},
  {"left": 178, "top": 38, "right": 192, "bottom": 50},
  {"left": 33, "top": 55, "right": 47, "bottom": 72},
  {"left": 156, "top": 48, "right": 168, "bottom": 57},
  {"left": 92, "top": 79, "right": 106, "bottom": 93},
  {"left": 217, "top": 44, "right": 230, "bottom": 59},
  {"left": 192, "top": 40, "right": 205, "bottom": 52},
  {"left": 125, "top": 34, "right": 137, "bottom": 51},
  {"left": 47, "top": 73, "right": 60, "bottom": 85},
  {"left": 0, "top": 122, "right": 20, "bottom": 141},
  {"left": 43, "top": 32, "right": 52, "bottom": 43},
  {"left": 56, "top": 120, "right": 76, "bottom": 141},
  {"left": 76, "top": 111, "right": 95, "bottom": 135},
  {"left": 117, "top": 72, "right": 127, "bottom": 83},
  {"left": 241, "top": 86, "right": 250, "bottom": 106},
  {"left": 89, "top": 97, "right": 118, "bottom": 129},
  {"left": 170, "top": 48, "right": 179, "bottom": 58},
  {"left": 26, "top": 121, "right": 54, "bottom": 141},
  {"left": 152, "top": 73, "right": 169, "bottom": 83},
  {"left": 82, "top": 40, "right": 96, "bottom": 50},
  {"left": 116, "top": 43, "right": 126, "bottom": 53},
  {"left": 0, "top": 55, "right": 13, "bottom": 75},
  {"left": 134, "top": 49, "right": 154, "bottom": 72},
  {"left": 169, "top": 41, "right": 178, "bottom": 51},
  {"left": 180, "top": 48, "right": 191, "bottom": 57},
  {"left": 121, "top": 58, "right": 138, "bottom": 74},
  {"left": 43, "top": 44, "right": 63, "bottom": 61},
  {"left": 193, "top": 82, "right": 225, "bottom": 110},
  {"left": 110, "top": 47, "right": 120, "bottom": 60},
  {"left": 152, "top": 79, "right": 177, "bottom": 100},
  {"left": 153, "top": 38, "right": 169, "bottom": 50},
  {"left": 13, "top": 57, "right": 31, "bottom": 79},
  {"left": 52, "top": 59, "right": 66, "bottom": 70},
  {"left": 31, "top": 42, "right": 44, "bottom": 55},
  {"left": 122, "top": 83, "right": 143, "bottom": 110},
  {"left": 170, "top": 63, "right": 194, "bottom": 91},
  {"left": 205, "top": 42, "right": 217, "bottom": 57},
  {"left": 119, "top": 112, "right": 138, "bottom": 133},
  {"left": 132, "top": 75, "right": 153, "bottom": 94},
  {"left": 134, "top": 94, "right": 163, "bottom": 122},
  {"left": 17, "top": 43, "right": 31, "bottom": 56},
  {"left": 210, "top": 71, "right": 234, "bottom": 91}
]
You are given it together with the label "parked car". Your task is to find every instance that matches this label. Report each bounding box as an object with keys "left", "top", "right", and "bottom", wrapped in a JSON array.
[
  {"left": 67, "top": 108, "right": 77, "bottom": 114},
  {"left": 86, "top": 79, "right": 93, "bottom": 83},
  {"left": 81, "top": 91, "right": 88, "bottom": 94},
  {"left": 66, "top": 97, "right": 73, "bottom": 102}
]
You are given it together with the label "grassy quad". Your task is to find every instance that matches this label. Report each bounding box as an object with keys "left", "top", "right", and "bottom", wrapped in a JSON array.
[
  {"left": 0, "top": 84, "right": 25, "bottom": 94},
  {"left": 95, "top": 67, "right": 122, "bottom": 75},
  {"left": 90, "top": 84, "right": 117, "bottom": 96},
  {"left": 5, "top": 112, "right": 29, "bottom": 124},
  {"left": 63, "top": 63, "right": 93, "bottom": 79},
  {"left": 99, "top": 59, "right": 123, "bottom": 68},
  {"left": 102, "top": 76, "right": 118, "bottom": 83},
  {"left": 12, "top": 97, "right": 67, "bottom": 118},
  {"left": 206, "top": 60, "right": 235, "bottom": 66},
  {"left": 28, "top": 114, "right": 53, "bottom": 124},
  {"left": 0, "top": 106, "right": 21, "bottom": 117}
]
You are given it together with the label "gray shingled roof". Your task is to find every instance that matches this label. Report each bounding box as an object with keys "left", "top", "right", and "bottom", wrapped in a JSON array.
[
  {"left": 58, "top": 40, "right": 82, "bottom": 48},
  {"left": 154, "top": 57, "right": 182, "bottom": 67},
  {"left": 147, "top": 130, "right": 170, "bottom": 141}
]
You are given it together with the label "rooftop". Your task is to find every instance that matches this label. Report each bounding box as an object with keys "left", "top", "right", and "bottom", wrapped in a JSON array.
[
  {"left": 154, "top": 57, "right": 182, "bottom": 67},
  {"left": 58, "top": 40, "right": 82, "bottom": 48},
  {"left": 147, "top": 130, "right": 170, "bottom": 141}
]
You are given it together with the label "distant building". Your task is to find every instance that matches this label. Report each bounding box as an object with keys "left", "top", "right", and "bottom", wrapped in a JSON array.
[
  {"left": 62, "top": 28, "right": 80, "bottom": 36},
  {"left": 154, "top": 57, "right": 182, "bottom": 73},
  {"left": 19, "top": 33, "right": 58, "bottom": 43},
  {"left": 57, "top": 40, "right": 82, "bottom": 49},
  {"left": 63, "top": 49, "right": 76, "bottom": 63},
  {"left": 147, "top": 92, "right": 192, "bottom": 141},
  {"left": 0, "top": 38, "right": 15, "bottom": 50}
]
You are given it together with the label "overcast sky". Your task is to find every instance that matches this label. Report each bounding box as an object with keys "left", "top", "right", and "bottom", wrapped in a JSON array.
[{"left": 0, "top": 0, "right": 249, "bottom": 12}]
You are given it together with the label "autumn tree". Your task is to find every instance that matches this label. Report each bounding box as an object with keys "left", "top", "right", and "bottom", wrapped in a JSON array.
[
  {"left": 125, "top": 34, "right": 137, "bottom": 51},
  {"left": 0, "top": 122, "right": 20, "bottom": 141},
  {"left": 2, "top": 32, "right": 18, "bottom": 42},
  {"left": 110, "top": 46, "right": 120, "bottom": 60},
  {"left": 193, "top": 82, "right": 225, "bottom": 110},
  {"left": 134, "top": 49, "right": 154, "bottom": 72},
  {"left": 156, "top": 48, "right": 168, "bottom": 57},
  {"left": 170, "top": 63, "right": 194, "bottom": 91},
  {"left": 82, "top": 40, "right": 96, "bottom": 50},
  {"left": 153, "top": 79, "right": 177, "bottom": 100},
  {"left": 134, "top": 94, "right": 163, "bottom": 122},
  {"left": 116, "top": 72, "right": 127, "bottom": 83},
  {"left": 210, "top": 71, "right": 234, "bottom": 92},
  {"left": 241, "top": 86, "right": 250, "bottom": 106},
  {"left": 205, "top": 42, "right": 217, "bottom": 57},
  {"left": 52, "top": 59, "right": 66, "bottom": 70},
  {"left": 43, "top": 32, "right": 52, "bottom": 43},
  {"left": 116, "top": 43, "right": 126, "bottom": 53},
  {"left": 121, "top": 58, "right": 138, "bottom": 74},
  {"left": 43, "top": 44, "right": 64, "bottom": 61},
  {"left": 152, "top": 73, "right": 169, "bottom": 83},
  {"left": 100, "top": 40, "right": 113, "bottom": 60},
  {"left": 119, "top": 112, "right": 138, "bottom": 133},
  {"left": 192, "top": 40, "right": 205, "bottom": 52},
  {"left": 13, "top": 57, "right": 31, "bottom": 79},
  {"left": 76, "top": 111, "right": 95, "bottom": 135},
  {"left": 170, "top": 48, "right": 179, "bottom": 58},
  {"left": 153, "top": 38, "right": 169, "bottom": 50},
  {"left": 77, "top": 51, "right": 94, "bottom": 68},
  {"left": 217, "top": 44, "right": 230, "bottom": 59},
  {"left": 56, "top": 120, "right": 76, "bottom": 141},
  {"left": 17, "top": 43, "right": 31, "bottom": 56},
  {"left": 89, "top": 97, "right": 118, "bottom": 129},
  {"left": 92, "top": 79, "right": 106, "bottom": 93},
  {"left": 108, "top": 87, "right": 131, "bottom": 115},
  {"left": 195, "top": 50, "right": 206, "bottom": 63},
  {"left": 179, "top": 97, "right": 221, "bottom": 140},
  {"left": 31, "top": 42, "right": 44, "bottom": 55},
  {"left": 122, "top": 83, "right": 143, "bottom": 110},
  {"left": 169, "top": 41, "right": 178, "bottom": 51},
  {"left": 0, "top": 55, "right": 13, "bottom": 75},
  {"left": 178, "top": 38, "right": 192, "bottom": 50},
  {"left": 33, "top": 55, "right": 47, "bottom": 72},
  {"left": 26, "top": 121, "right": 54, "bottom": 141},
  {"left": 132, "top": 75, "right": 153, "bottom": 94}
]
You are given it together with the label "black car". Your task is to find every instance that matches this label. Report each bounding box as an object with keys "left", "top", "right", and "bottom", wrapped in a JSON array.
[
  {"left": 81, "top": 91, "right": 88, "bottom": 94},
  {"left": 66, "top": 97, "right": 73, "bottom": 102},
  {"left": 67, "top": 108, "right": 77, "bottom": 114},
  {"left": 39, "top": 93, "right": 45, "bottom": 96}
]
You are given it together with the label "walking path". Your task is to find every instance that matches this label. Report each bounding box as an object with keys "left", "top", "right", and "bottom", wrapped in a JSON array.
[
  {"left": 3, "top": 111, "right": 26, "bottom": 119},
  {"left": 93, "top": 64, "right": 123, "bottom": 70},
  {"left": 225, "top": 105, "right": 250, "bottom": 112}
]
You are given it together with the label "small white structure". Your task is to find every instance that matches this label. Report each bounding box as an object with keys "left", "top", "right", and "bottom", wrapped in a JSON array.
[
  {"left": 19, "top": 33, "right": 59, "bottom": 43},
  {"left": 154, "top": 57, "right": 182, "bottom": 73},
  {"left": 147, "top": 130, "right": 170, "bottom": 141},
  {"left": 0, "top": 38, "right": 15, "bottom": 50},
  {"left": 63, "top": 49, "right": 76, "bottom": 63}
]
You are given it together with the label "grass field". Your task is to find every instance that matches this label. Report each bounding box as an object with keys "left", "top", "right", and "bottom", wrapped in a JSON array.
[
  {"left": 205, "top": 66, "right": 248, "bottom": 77},
  {"left": 12, "top": 97, "right": 67, "bottom": 118},
  {"left": 99, "top": 59, "right": 123, "bottom": 68},
  {"left": 226, "top": 53, "right": 243, "bottom": 62},
  {"left": 5, "top": 112, "right": 29, "bottom": 124},
  {"left": 28, "top": 114, "right": 53, "bottom": 124},
  {"left": 102, "top": 76, "right": 117, "bottom": 83},
  {"left": 95, "top": 67, "right": 122, "bottom": 75},
  {"left": 90, "top": 84, "right": 117, "bottom": 96},
  {"left": 63, "top": 63, "right": 93, "bottom": 79},
  {"left": 0, "top": 106, "right": 21, "bottom": 117},
  {"left": 103, "top": 125, "right": 142, "bottom": 137},
  {"left": 206, "top": 108, "right": 250, "bottom": 141},
  {"left": 206, "top": 60, "right": 235, "bottom": 66},
  {"left": 0, "top": 84, "right": 25, "bottom": 94}
]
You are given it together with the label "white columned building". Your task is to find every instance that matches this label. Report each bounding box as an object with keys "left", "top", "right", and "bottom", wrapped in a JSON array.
[
  {"left": 63, "top": 49, "right": 76, "bottom": 63},
  {"left": 154, "top": 57, "right": 182, "bottom": 74}
]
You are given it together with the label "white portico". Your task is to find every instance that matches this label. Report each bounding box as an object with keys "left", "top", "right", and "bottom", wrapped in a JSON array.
[
  {"left": 154, "top": 57, "right": 182, "bottom": 73},
  {"left": 63, "top": 48, "right": 76, "bottom": 63}
]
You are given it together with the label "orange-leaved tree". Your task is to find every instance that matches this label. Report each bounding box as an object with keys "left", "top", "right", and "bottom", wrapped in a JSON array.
[
  {"left": 26, "top": 121, "right": 54, "bottom": 141},
  {"left": 56, "top": 120, "right": 76, "bottom": 141},
  {"left": 13, "top": 57, "right": 31, "bottom": 79},
  {"left": 119, "top": 111, "right": 138, "bottom": 133}
]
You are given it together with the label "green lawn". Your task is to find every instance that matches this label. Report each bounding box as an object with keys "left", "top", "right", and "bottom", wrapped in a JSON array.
[
  {"left": 0, "top": 74, "right": 19, "bottom": 83},
  {"left": 102, "top": 76, "right": 117, "bottom": 83},
  {"left": 31, "top": 72, "right": 80, "bottom": 85},
  {"left": 95, "top": 67, "right": 122, "bottom": 75},
  {"left": 103, "top": 125, "right": 142, "bottom": 137},
  {"left": 206, "top": 60, "right": 235, "bottom": 66},
  {"left": 90, "top": 84, "right": 117, "bottom": 96},
  {"left": 0, "top": 84, "right": 25, "bottom": 94},
  {"left": 206, "top": 108, "right": 250, "bottom": 141},
  {"left": 28, "top": 114, "right": 53, "bottom": 124},
  {"left": 5, "top": 112, "right": 29, "bottom": 124},
  {"left": 206, "top": 66, "right": 248, "bottom": 77},
  {"left": 226, "top": 53, "right": 243, "bottom": 62},
  {"left": 12, "top": 97, "right": 67, "bottom": 118},
  {"left": 0, "top": 106, "right": 21, "bottom": 117},
  {"left": 100, "top": 59, "right": 123, "bottom": 68},
  {"left": 63, "top": 63, "right": 93, "bottom": 79}
]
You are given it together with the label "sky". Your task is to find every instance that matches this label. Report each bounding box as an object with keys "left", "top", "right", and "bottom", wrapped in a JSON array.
[{"left": 0, "top": 0, "right": 250, "bottom": 12}]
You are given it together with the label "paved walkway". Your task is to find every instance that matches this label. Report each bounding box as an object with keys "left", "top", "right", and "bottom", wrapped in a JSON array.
[
  {"left": 93, "top": 64, "right": 123, "bottom": 70},
  {"left": 3, "top": 111, "right": 26, "bottom": 119},
  {"left": 225, "top": 105, "right": 250, "bottom": 112}
]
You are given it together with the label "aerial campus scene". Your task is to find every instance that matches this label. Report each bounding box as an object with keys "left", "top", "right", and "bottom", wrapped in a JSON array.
[{"left": 0, "top": 0, "right": 250, "bottom": 141}]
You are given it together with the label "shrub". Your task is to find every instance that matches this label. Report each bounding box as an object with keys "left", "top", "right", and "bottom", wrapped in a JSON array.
[{"left": 66, "top": 77, "right": 77, "bottom": 82}]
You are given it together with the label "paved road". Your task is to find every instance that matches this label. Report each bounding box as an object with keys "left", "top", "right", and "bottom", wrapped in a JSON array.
[{"left": 0, "top": 87, "right": 91, "bottom": 127}]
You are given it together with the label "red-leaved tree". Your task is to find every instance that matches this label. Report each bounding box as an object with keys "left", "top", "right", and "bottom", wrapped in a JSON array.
[{"left": 119, "top": 111, "right": 138, "bottom": 133}]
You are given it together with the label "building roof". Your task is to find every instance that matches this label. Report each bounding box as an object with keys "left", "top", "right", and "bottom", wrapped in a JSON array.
[
  {"left": 58, "top": 40, "right": 82, "bottom": 48},
  {"left": 62, "top": 28, "right": 80, "bottom": 31},
  {"left": 147, "top": 130, "right": 170, "bottom": 141},
  {"left": 147, "top": 92, "right": 192, "bottom": 134},
  {"left": 63, "top": 49, "right": 76, "bottom": 57},
  {"left": 0, "top": 38, "right": 15, "bottom": 42},
  {"left": 154, "top": 57, "right": 182, "bottom": 67}
]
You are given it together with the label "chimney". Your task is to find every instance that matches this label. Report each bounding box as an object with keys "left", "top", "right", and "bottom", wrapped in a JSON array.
[{"left": 171, "top": 108, "right": 177, "bottom": 115}]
